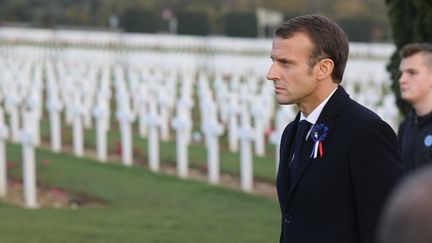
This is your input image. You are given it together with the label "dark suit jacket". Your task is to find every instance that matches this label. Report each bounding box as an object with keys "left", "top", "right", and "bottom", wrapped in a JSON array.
[{"left": 276, "top": 86, "right": 402, "bottom": 243}]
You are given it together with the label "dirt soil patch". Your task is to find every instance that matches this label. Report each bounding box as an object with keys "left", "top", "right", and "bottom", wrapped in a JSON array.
[{"left": 1, "top": 177, "right": 107, "bottom": 209}]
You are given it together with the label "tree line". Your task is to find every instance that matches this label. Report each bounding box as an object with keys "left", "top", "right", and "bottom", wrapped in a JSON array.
[{"left": 0, "top": 0, "right": 388, "bottom": 41}]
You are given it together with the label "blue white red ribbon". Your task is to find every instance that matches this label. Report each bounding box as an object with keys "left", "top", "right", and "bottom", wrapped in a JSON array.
[{"left": 309, "top": 123, "right": 328, "bottom": 159}]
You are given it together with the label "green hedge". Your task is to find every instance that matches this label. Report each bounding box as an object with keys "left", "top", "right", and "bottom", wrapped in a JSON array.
[
  {"left": 337, "top": 17, "right": 374, "bottom": 42},
  {"left": 223, "top": 12, "right": 257, "bottom": 38},
  {"left": 176, "top": 12, "right": 209, "bottom": 36},
  {"left": 120, "top": 8, "right": 158, "bottom": 33}
]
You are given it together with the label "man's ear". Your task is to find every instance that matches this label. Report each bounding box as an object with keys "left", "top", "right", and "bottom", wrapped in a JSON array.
[{"left": 315, "top": 58, "right": 334, "bottom": 81}]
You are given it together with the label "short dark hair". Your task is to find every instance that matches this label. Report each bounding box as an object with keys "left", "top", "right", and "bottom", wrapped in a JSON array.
[
  {"left": 274, "top": 14, "right": 349, "bottom": 83},
  {"left": 400, "top": 43, "right": 432, "bottom": 58},
  {"left": 400, "top": 43, "right": 432, "bottom": 70}
]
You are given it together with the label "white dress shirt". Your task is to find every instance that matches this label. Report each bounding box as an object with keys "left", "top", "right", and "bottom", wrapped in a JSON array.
[{"left": 299, "top": 87, "right": 338, "bottom": 139}]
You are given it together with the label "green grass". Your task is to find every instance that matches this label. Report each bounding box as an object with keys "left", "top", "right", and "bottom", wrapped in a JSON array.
[
  {"left": 38, "top": 113, "right": 278, "bottom": 183},
  {"left": 0, "top": 143, "right": 279, "bottom": 243}
]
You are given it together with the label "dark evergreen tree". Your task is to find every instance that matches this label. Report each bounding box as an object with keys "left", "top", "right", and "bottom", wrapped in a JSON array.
[
  {"left": 120, "top": 8, "right": 159, "bottom": 33},
  {"left": 223, "top": 12, "right": 257, "bottom": 38},
  {"left": 177, "top": 12, "right": 209, "bottom": 36},
  {"left": 386, "top": 0, "right": 432, "bottom": 115}
]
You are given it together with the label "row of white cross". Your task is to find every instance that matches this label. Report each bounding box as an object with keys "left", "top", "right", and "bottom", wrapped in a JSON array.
[
  {"left": 0, "top": 27, "right": 395, "bottom": 59},
  {"left": 0, "top": 41, "right": 399, "bottom": 208}
]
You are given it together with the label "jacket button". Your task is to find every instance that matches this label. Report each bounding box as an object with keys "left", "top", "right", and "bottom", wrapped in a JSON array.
[{"left": 284, "top": 214, "right": 293, "bottom": 224}]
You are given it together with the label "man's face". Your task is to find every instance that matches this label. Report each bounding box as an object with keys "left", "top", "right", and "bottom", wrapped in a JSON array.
[
  {"left": 399, "top": 53, "right": 432, "bottom": 105},
  {"left": 267, "top": 33, "right": 318, "bottom": 106}
]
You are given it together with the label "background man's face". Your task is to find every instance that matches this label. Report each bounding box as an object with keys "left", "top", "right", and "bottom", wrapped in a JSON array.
[{"left": 399, "top": 52, "right": 432, "bottom": 105}]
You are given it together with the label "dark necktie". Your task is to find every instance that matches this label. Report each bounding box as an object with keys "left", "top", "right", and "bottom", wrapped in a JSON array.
[{"left": 289, "top": 120, "right": 312, "bottom": 177}]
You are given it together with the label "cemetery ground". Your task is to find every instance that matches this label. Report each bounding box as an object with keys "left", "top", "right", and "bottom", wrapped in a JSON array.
[
  {"left": 0, "top": 111, "right": 280, "bottom": 242},
  {"left": 38, "top": 111, "right": 280, "bottom": 197},
  {"left": 0, "top": 143, "right": 279, "bottom": 243}
]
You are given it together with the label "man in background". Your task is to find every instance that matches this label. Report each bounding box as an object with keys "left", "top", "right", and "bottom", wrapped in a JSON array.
[
  {"left": 398, "top": 43, "right": 432, "bottom": 173},
  {"left": 378, "top": 165, "right": 432, "bottom": 243}
]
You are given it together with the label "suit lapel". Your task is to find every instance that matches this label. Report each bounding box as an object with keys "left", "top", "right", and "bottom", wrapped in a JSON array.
[
  {"left": 278, "top": 113, "right": 299, "bottom": 207},
  {"left": 287, "top": 86, "right": 350, "bottom": 199},
  {"left": 282, "top": 115, "right": 300, "bottom": 173}
]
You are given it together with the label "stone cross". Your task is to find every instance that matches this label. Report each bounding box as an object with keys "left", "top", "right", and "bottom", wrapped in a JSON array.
[
  {"left": 171, "top": 101, "right": 192, "bottom": 178},
  {"left": 46, "top": 85, "right": 63, "bottom": 153},
  {"left": 81, "top": 81, "right": 96, "bottom": 129},
  {"left": 227, "top": 93, "right": 240, "bottom": 152},
  {"left": 250, "top": 100, "right": 266, "bottom": 157},
  {"left": 237, "top": 106, "right": 255, "bottom": 192},
  {"left": 157, "top": 89, "right": 171, "bottom": 142},
  {"left": 115, "top": 90, "right": 135, "bottom": 167},
  {"left": 99, "top": 65, "right": 112, "bottom": 130},
  {"left": 0, "top": 106, "right": 9, "bottom": 198},
  {"left": 176, "top": 95, "right": 194, "bottom": 145},
  {"left": 24, "top": 90, "right": 42, "bottom": 146},
  {"left": 214, "top": 82, "right": 230, "bottom": 125},
  {"left": 135, "top": 83, "right": 148, "bottom": 138},
  {"left": 70, "top": 91, "right": 84, "bottom": 157},
  {"left": 20, "top": 110, "right": 38, "bottom": 208},
  {"left": 4, "top": 87, "right": 21, "bottom": 142},
  {"left": 201, "top": 100, "right": 224, "bottom": 184},
  {"left": 62, "top": 78, "right": 75, "bottom": 126},
  {"left": 92, "top": 92, "right": 109, "bottom": 162},
  {"left": 146, "top": 97, "right": 161, "bottom": 172}
]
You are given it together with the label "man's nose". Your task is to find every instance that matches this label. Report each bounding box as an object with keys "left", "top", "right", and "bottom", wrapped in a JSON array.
[
  {"left": 399, "top": 72, "right": 406, "bottom": 84},
  {"left": 267, "top": 63, "right": 278, "bottom": 81}
]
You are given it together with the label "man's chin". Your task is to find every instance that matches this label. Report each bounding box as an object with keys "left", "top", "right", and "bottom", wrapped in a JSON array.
[
  {"left": 400, "top": 94, "right": 412, "bottom": 103},
  {"left": 276, "top": 99, "right": 295, "bottom": 105}
]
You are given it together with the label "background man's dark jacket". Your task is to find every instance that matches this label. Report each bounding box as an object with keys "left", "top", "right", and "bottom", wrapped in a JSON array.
[{"left": 398, "top": 110, "right": 432, "bottom": 172}]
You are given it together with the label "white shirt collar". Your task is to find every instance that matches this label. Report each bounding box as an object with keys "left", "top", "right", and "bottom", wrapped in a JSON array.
[{"left": 300, "top": 86, "right": 338, "bottom": 125}]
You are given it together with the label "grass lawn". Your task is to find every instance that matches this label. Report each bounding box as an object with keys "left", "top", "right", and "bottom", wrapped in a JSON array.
[
  {"left": 39, "top": 114, "right": 279, "bottom": 183},
  {"left": 0, "top": 143, "right": 280, "bottom": 243}
]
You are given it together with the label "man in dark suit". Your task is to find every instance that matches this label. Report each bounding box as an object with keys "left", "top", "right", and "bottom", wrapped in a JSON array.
[{"left": 267, "top": 14, "right": 403, "bottom": 243}]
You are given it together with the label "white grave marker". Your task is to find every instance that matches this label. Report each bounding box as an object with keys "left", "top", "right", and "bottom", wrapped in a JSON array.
[
  {"left": 46, "top": 87, "right": 63, "bottom": 153},
  {"left": 93, "top": 92, "right": 109, "bottom": 162},
  {"left": 171, "top": 102, "right": 192, "bottom": 178},
  {"left": 0, "top": 107, "right": 9, "bottom": 198},
  {"left": 20, "top": 111, "right": 37, "bottom": 208},
  {"left": 227, "top": 93, "right": 239, "bottom": 152},
  {"left": 202, "top": 100, "right": 224, "bottom": 184},
  {"left": 116, "top": 90, "right": 135, "bottom": 167},
  {"left": 237, "top": 106, "right": 255, "bottom": 192},
  {"left": 146, "top": 98, "right": 161, "bottom": 172},
  {"left": 71, "top": 92, "right": 84, "bottom": 157}
]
